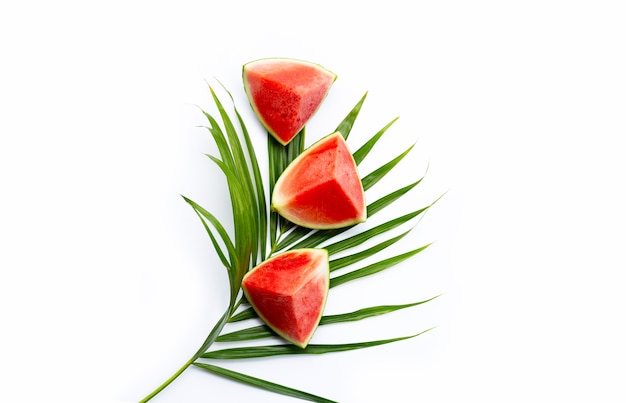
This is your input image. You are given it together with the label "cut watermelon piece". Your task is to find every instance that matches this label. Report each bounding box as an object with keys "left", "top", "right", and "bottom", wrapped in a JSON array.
[
  {"left": 272, "top": 132, "right": 366, "bottom": 229},
  {"left": 242, "top": 58, "right": 336, "bottom": 145},
  {"left": 242, "top": 249, "right": 329, "bottom": 348}
]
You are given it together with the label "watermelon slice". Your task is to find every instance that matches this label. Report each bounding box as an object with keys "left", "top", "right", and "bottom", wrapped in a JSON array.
[
  {"left": 242, "top": 249, "right": 329, "bottom": 348},
  {"left": 272, "top": 132, "right": 366, "bottom": 229},
  {"left": 242, "top": 58, "right": 336, "bottom": 145}
]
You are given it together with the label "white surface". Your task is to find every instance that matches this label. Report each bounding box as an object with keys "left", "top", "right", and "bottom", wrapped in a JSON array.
[{"left": 1, "top": 1, "right": 625, "bottom": 402}]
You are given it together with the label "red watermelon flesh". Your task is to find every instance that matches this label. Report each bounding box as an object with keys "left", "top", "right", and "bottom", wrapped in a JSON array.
[
  {"left": 272, "top": 132, "right": 366, "bottom": 229},
  {"left": 242, "top": 249, "right": 329, "bottom": 348},
  {"left": 243, "top": 58, "right": 336, "bottom": 145}
]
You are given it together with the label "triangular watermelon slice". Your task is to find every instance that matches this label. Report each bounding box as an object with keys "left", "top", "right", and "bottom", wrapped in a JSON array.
[
  {"left": 272, "top": 132, "right": 367, "bottom": 229},
  {"left": 243, "top": 58, "right": 336, "bottom": 145},
  {"left": 242, "top": 248, "right": 329, "bottom": 348}
]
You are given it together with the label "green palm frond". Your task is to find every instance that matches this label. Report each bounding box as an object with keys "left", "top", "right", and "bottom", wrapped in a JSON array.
[
  {"left": 140, "top": 78, "right": 441, "bottom": 403},
  {"left": 204, "top": 329, "right": 434, "bottom": 359},
  {"left": 139, "top": 87, "right": 266, "bottom": 402},
  {"left": 194, "top": 363, "right": 338, "bottom": 403},
  {"left": 335, "top": 91, "right": 368, "bottom": 140},
  {"left": 217, "top": 295, "right": 440, "bottom": 342}
]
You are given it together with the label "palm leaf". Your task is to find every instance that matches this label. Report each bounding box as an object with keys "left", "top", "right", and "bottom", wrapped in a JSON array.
[
  {"left": 274, "top": 179, "right": 426, "bottom": 253},
  {"left": 204, "top": 329, "right": 433, "bottom": 359},
  {"left": 272, "top": 118, "right": 408, "bottom": 251},
  {"left": 267, "top": 134, "right": 284, "bottom": 248},
  {"left": 217, "top": 296, "right": 440, "bottom": 342},
  {"left": 141, "top": 74, "right": 441, "bottom": 403},
  {"left": 140, "top": 87, "right": 268, "bottom": 402},
  {"left": 228, "top": 306, "right": 258, "bottom": 322},
  {"left": 222, "top": 85, "right": 269, "bottom": 261},
  {"left": 229, "top": 242, "right": 433, "bottom": 323},
  {"left": 321, "top": 296, "right": 440, "bottom": 324},
  {"left": 194, "top": 363, "right": 337, "bottom": 403},
  {"left": 216, "top": 324, "right": 274, "bottom": 342},
  {"left": 271, "top": 94, "right": 401, "bottom": 252},
  {"left": 330, "top": 243, "right": 432, "bottom": 288},
  {"left": 268, "top": 130, "right": 306, "bottom": 253},
  {"left": 329, "top": 229, "right": 413, "bottom": 272},
  {"left": 352, "top": 116, "right": 399, "bottom": 165},
  {"left": 324, "top": 206, "right": 430, "bottom": 256},
  {"left": 182, "top": 196, "right": 235, "bottom": 269},
  {"left": 201, "top": 111, "right": 236, "bottom": 171},
  {"left": 184, "top": 197, "right": 232, "bottom": 273},
  {"left": 335, "top": 92, "right": 367, "bottom": 140},
  {"left": 361, "top": 143, "right": 415, "bottom": 191},
  {"left": 366, "top": 178, "right": 423, "bottom": 216}
]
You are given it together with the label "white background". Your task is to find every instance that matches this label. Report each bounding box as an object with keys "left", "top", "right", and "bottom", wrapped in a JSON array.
[{"left": 1, "top": 1, "right": 625, "bottom": 402}]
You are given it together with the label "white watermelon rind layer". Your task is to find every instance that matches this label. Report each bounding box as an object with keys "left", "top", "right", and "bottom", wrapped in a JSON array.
[{"left": 241, "top": 248, "right": 330, "bottom": 349}]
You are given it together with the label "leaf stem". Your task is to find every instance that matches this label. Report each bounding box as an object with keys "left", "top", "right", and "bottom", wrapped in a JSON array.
[
  {"left": 269, "top": 225, "right": 289, "bottom": 256},
  {"left": 139, "top": 357, "right": 193, "bottom": 403},
  {"left": 139, "top": 305, "right": 234, "bottom": 402}
]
